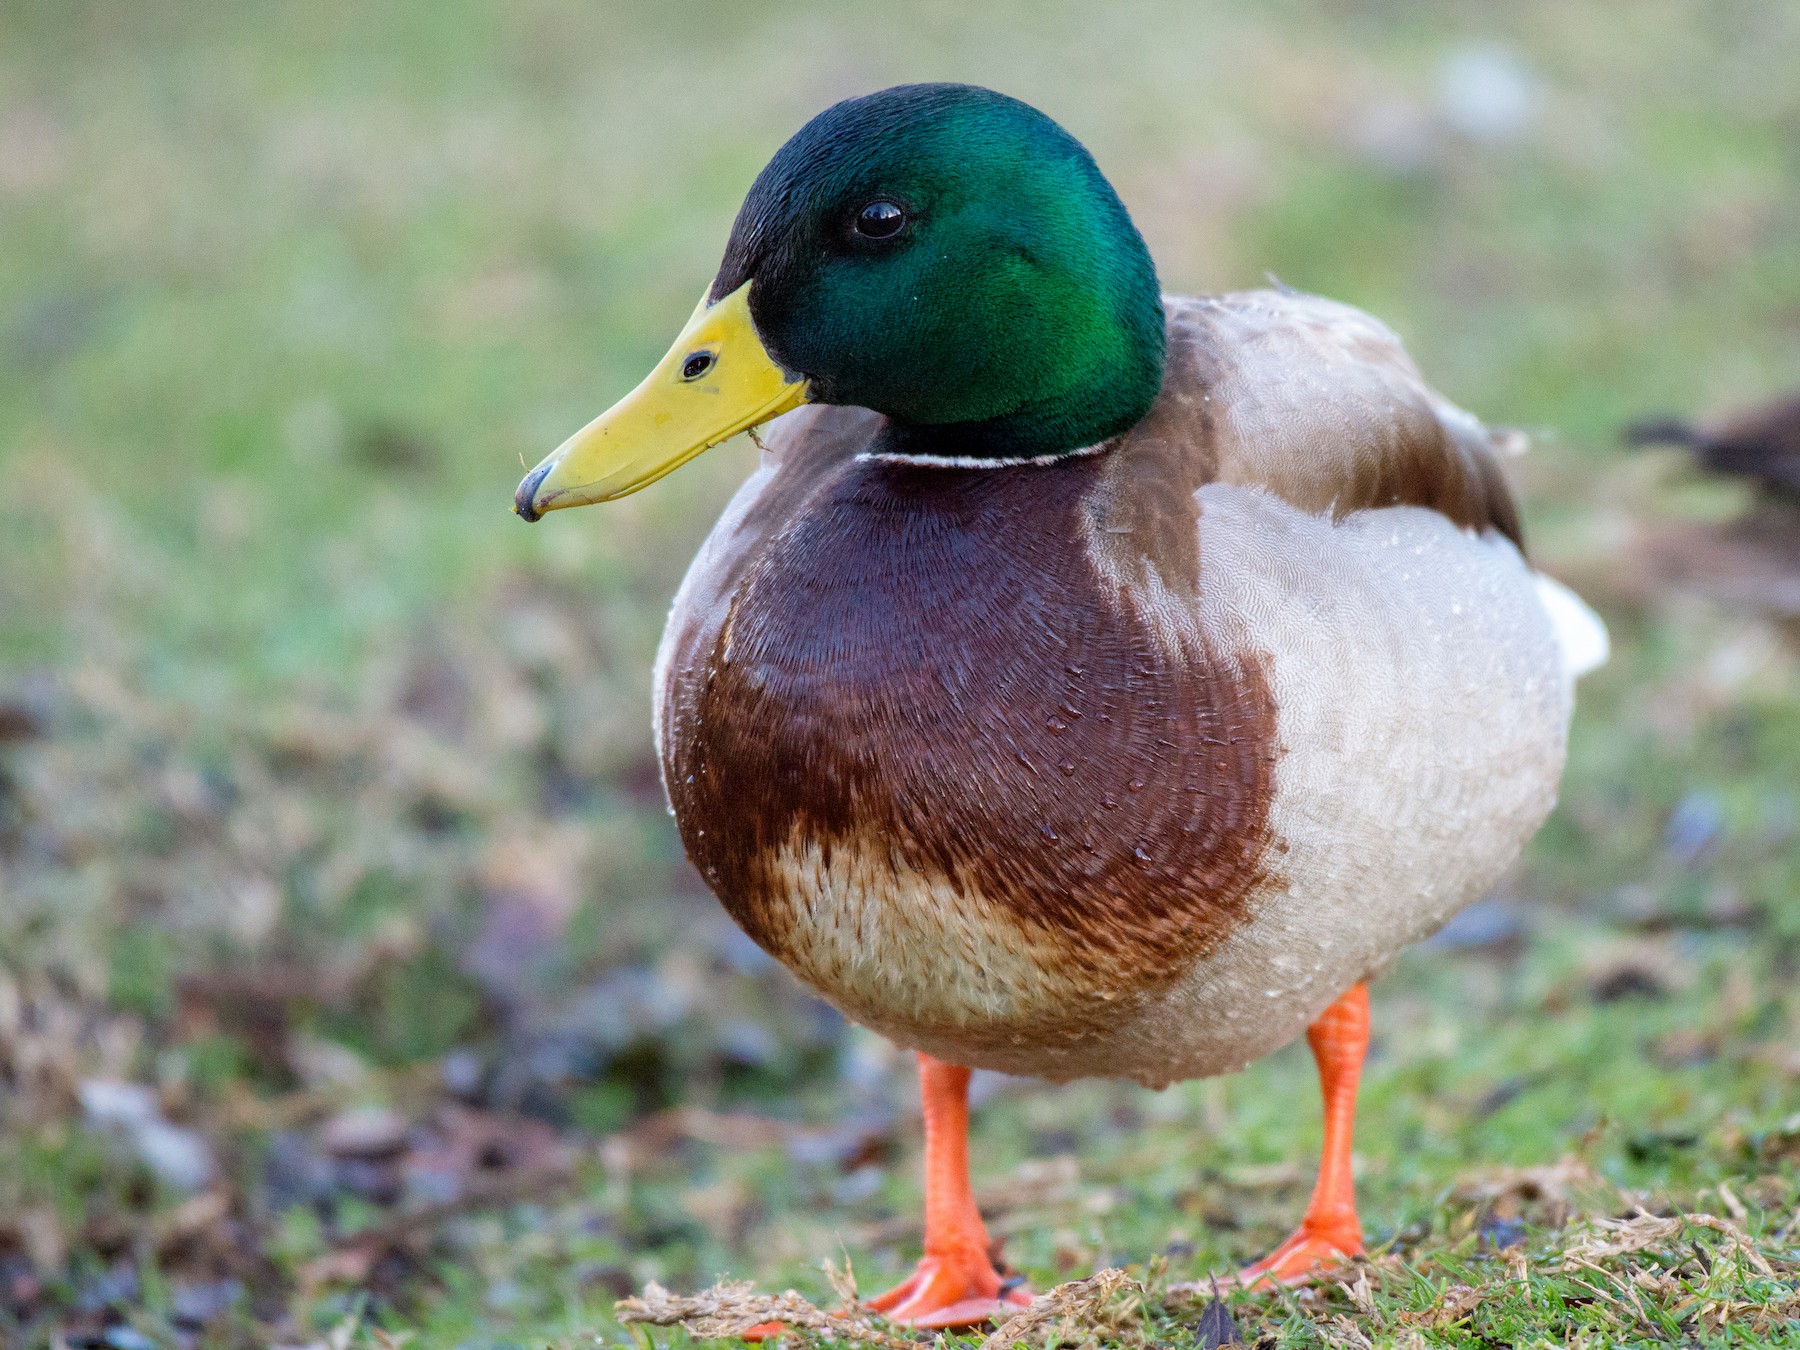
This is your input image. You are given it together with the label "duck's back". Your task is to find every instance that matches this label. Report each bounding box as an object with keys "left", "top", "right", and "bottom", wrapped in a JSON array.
[{"left": 654, "top": 290, "right": 1582, "bottom": 1085}]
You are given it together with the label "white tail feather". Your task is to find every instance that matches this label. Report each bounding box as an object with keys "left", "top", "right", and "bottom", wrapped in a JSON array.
[{"left": 1534, "top": 574, "right": 1609, "bottom": 680}]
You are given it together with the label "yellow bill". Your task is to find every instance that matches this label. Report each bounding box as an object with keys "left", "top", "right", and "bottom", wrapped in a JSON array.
[{"left": 514, "top": 281, "right": 809, "bottom": 520}]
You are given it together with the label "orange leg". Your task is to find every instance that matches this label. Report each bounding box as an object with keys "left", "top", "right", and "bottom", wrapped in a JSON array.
[
  {"left": 741, "top": 1054, "right": 1029, "bottom": 1340},
  {"left": 1239, "top": 983, "right": 1369, "bottom": 1287},
  {"left": 862, "top": 1054, "right": 1034, "bottom": 1327}
]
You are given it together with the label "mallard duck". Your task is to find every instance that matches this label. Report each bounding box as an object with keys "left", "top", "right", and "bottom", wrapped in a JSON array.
[{"left": 515, "top": 83, "right": 1607, "bottom": 1325}]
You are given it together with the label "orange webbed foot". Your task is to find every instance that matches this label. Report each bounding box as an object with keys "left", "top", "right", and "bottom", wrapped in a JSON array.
[
  {"left": 857, "top": 1054, "right": 1034, "bottom": 1327},
  {"left": 738, "top": 1255, "right": 1029, "bottom": 1339},
  {"left": 1236, "top": 983, "right": 1371, "bottom": 1290},
  {"left": 865, "top": 1251, "right": 1032, "bottom": 1328},
  {"left": 1235, "top": 1214, "right": 1364, "bottom": 1288},
  {"left": 746, "top": 1054, "right": 1034, "bottom": 1335}
]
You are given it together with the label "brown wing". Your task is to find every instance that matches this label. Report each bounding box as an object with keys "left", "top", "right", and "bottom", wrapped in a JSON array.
[{"left": 1134, "top": 290, "right": 1524, "bottom": 548}]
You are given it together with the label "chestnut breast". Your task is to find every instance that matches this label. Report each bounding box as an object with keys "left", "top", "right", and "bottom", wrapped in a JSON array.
[{"left": 659, "top": 447, "right": 1281, "bottom": 1031}]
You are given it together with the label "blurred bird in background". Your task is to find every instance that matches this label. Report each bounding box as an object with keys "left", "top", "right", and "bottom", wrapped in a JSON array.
[
  {"left": 1627, "top": 395, "right": 1800, "bottom": 503},
  {"left": 1625, "top": 394, "right": 1800, "bottom": 642}
]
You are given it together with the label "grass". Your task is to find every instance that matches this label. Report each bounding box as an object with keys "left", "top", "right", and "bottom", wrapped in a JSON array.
[{"left": 3, "top": 0, "right": 1800, "bottom": 1346}]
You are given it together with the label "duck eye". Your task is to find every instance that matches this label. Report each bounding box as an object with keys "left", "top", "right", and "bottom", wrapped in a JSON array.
[
  {"left": 854, "top": 200, "right": 906, "bottom": 239},
  {"left": 680, "top": 350, "right": 716, "bottom": 381}
]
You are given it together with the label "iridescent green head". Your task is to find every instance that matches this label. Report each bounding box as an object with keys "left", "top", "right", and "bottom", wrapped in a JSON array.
[
  {"left": 516, "top": 84, "right": 1165, "bottom": 517},
  {"left": 715, "top": 83, "right": 1166, "bottom": 459}
]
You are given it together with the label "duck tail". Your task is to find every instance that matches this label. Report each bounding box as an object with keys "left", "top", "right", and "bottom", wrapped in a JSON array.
[
  {"left": 1622, "top": 416, "right": 1701, "bottom": 449},
  {"left": 1534, "top": 574, "right": 1609, "bottom": 682}
]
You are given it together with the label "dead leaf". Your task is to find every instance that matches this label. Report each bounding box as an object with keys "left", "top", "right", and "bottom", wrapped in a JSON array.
[
  {"left": 1337, "top": 1267, "right": 1378, "bottom": 1319},
  {"left": 820, "top": 1255, "right": 859, "bottom": 1308},
  {"left": 1194, "top": 1291, "right": 1242, "bottom": 1346}
]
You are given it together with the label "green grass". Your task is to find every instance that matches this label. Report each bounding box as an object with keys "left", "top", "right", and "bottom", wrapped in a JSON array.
[{"left": 3, "top": 1, "right": 1800, "bottom": 1346}]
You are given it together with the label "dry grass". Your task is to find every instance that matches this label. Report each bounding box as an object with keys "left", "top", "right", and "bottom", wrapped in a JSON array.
[{"left": 613, "top": 1204, "right": 1800, "bottom": 1348}]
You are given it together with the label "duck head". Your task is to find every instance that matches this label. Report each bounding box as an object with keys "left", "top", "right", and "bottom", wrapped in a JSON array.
[{"left": 515, "top": 82, "right": 1164, "bottom": 518}]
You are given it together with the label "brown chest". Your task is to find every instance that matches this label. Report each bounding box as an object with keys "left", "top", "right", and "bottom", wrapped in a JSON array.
[{"left": 659, "top": 454, "right": 1281, "bottom": 1034}]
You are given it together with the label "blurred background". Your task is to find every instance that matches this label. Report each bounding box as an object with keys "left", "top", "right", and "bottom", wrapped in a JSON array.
[{"left": 2, "top": 2, "right": 1798, "bottom": 1347}]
